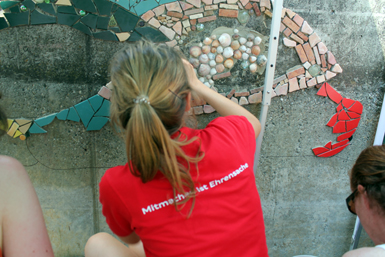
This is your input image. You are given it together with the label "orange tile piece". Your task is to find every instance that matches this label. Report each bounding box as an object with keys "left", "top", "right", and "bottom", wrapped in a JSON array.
[
  {"left": 282, "top": 16, "right": 300, "bottom": 33},
  {"left": 295, "top": 44, "right": 308, "bottom": 63},
  {"left": 303, "top": 43, "right": 315, "bottom": 64},
  {"left": 218, "top": 9, "right": 238, "bottom": 17}
]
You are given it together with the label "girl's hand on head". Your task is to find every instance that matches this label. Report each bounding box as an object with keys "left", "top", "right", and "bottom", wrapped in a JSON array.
[{"left": 182, "top": 59, "right": 203, "bottom": 91}]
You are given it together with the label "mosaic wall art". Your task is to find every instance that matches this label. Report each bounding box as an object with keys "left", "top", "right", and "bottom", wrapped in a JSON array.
[{"left": 0, "top": 0, "right": 358, "bottom": 156}]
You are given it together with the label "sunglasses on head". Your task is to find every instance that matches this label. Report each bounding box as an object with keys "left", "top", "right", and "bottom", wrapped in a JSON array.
[{"left": 346, "top": 189, "right": 358, "bottom": 215}]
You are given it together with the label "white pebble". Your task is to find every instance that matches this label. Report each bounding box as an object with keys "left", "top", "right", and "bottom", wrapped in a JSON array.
[
  {"left": 209, "top": 79, "right": 214, "bottom": 85},
  {"left": 209, "top": 60, "right": 216, "bottom": 67},
  {"left": 246, "top": 41, "right": 253, "bottom": 48},
  {"left": 217, "top": 46, "right": 224, "bottom": 54},
  {"left": 199, "top": 77, "right": 205, "bottom": 82},
  {"left": 208, "top": 53, "right": 215, "bottom": 60},
  {"left": 223, "top": 47, "right": 234, "bottom": 58},
  {"left": 210, "top": 68, "right": 217, "bottom": 75},
  {"left": 239, "top": 37, "right": 247, "bottom": 45},
  {"left": 234, "top": 29, "right": 239, "bottom": 34},
  {"left": 254, "top": 36, "right": 262, "bottom": 45},
  {"left": 242, "top": 53, "right": 249, "bottom": 60},
  {"left": 239, "top": 45, "right": 247, "bottom": 52}
]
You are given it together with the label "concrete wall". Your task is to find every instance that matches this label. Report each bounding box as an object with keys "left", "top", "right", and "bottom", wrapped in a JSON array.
[{"left": 0, "top": 0, "right": 384, "bottom": 256}]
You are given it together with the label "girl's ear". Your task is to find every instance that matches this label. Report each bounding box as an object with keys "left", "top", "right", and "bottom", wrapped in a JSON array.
[
  {"left": 358, "top": 184, "right": 371, "bottom": 209},
  {"left": 185, "top": 92, "right": 192, "bottom": 112}
]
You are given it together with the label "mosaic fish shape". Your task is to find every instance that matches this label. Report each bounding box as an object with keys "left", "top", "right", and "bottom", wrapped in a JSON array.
[{"left": 1, "top": 0, "right": 354, "bottom": 158}]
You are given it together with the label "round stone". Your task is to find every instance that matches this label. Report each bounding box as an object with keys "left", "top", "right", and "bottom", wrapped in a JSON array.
[
  {"left": 45, "top": 0, "right": 50, "bottom": 3},
  {"left": 198, "top": 64, "right": 211, "bottom": 76},
  {"left": 256, "top": 55, "right": 267, "bottom": 66},
  {"left": 237, "top": 10, "right": 250, "bottom": 24},
  {"left": 138, "top": 20, "right": 145, "bottom": 27},
  {"left": 79, "top": 10, "right": 86, "bottom": 16},
  {"left": 308, "top": 64, "right": 322, "bottom": 77},
  {"left": 196, "top": 23, "right": 204, "bottom": 31},
  {"left": 241, "top": 61, "right": 249, "bottom": 69},
  {"left": 208, "top": 53, "right": 215, "bottom": 60},
  {"left": 20, "top": 5, "right": 27, "bottom": 12}
]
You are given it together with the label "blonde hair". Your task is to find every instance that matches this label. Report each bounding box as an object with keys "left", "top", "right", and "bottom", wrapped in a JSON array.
[{"left": 109, "top": 41, "right": 203, "bottom": 215}]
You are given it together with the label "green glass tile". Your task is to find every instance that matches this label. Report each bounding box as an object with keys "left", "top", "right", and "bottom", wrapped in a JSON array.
[
  {"left": 73, "top": 22, "right": 92, "bottom": 35},
  {"left": 0, "top": 18, "right": 9, "bottom": 31},
  {"left": 95, "top": 100, "right": 110, "bottom": 117},
  {"left": 109, "top": 15, "right": 117, "bottom": 27},
  {"left": 86, "top": 117, "right": 109, "bottom": 131},
  {"left": 88, "top": 95, "right": 104, "bottom": 112},
  {"left": 96, "top": 16, "right": 109, "bottom": 29},
  {"left": 56, "top": 109, "right": 69, "bottom": 120},
  {"left": 134, "top": 0, "right": 158, "bottom": 16},
  {"left": 72, "top": 0, "right": 97, "bottom": 13},
  {"left": 93, "top": 31, "right": 118, "bottom": 41},
  {"left": 23, "top": 0, "right": 35, "bottom": 11},
  {"left": 81, "top": 13, "right": 98, "bottom": 29},
  {"left": 135, "top": 27, "right": 168, "bottom": 42},
  {"left": 31, "top": 10, "right": 57, "bottom": 25},
  {"left": 75, "top": 100, "right": 95, "bottom": 128},
  {"left": 109, "top": 27, "right": 121, "bottom": 33},
  {"left": 158, "top": 0, "right": 177, "bottom": 4},
  {"left": 57, "top": 6, "right": 77, "bottom": 14},
  {"left": 116, "top": 0, "right": 130, "bottom": 10},
  {"left": 114, "top": 7, "right": 139, "bottom": 32},
  {"left": 4, "top": 12, "right": 29, "bottom": 27},
  {"left": 29, "top": 123, "right": 47, "bottom": 134},
  {"left": 57, "top": 13, "right": 81, "bottom": 26},
  {"left": 37, "top": 3, "right": 55, "bottom": 15},
  {"left": 10, "top": 6, "right": 20, "bottom": 13},
  {"left": 128, "top": 30, "right": 141, "bottom": 42},
  {"left": 111, "top": 4, "right": 118, "bottom": 12},
  {"left": 94, "top": 0, "right": 113, "bottom": 16},
  {"left": 67, "top": 107, "right": 80, "bottom": 122},
  {"left": 34, "top": 113, "right": 56, "bottom": 127},
  {"left": 0, "top": 1, "right": 19, "bottom": 10}
]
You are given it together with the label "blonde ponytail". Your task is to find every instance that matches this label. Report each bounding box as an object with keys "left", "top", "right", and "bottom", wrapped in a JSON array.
[{"left": 109, "top": 41, "right": 204, "bottom": 215}]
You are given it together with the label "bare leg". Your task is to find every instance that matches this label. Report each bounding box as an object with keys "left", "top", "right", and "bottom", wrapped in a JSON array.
[
  {"left": 0, "top": 156, "right": 53, "bottom": 257},
  {"left": 85, "top": 232, "right": 145, "bottom": 257}
]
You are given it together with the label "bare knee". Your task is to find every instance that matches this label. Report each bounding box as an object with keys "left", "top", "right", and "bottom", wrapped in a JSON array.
[{"left": 85, "top": 233, "right": 115, "bottom": 256}]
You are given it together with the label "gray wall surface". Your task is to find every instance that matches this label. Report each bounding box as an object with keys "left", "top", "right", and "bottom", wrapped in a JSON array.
[{"left": 0, "top": 0, "right": 384, "bottom": 256}]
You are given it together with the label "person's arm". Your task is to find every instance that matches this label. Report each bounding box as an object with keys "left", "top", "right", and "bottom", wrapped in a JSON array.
[
  {"left": 0, "top": 156, "right": 54, "bottom": 257},
  {"left": 183, "top": 59, "right": 261, "bottom": 138},
  {"left": 118, "top": 232, "right": 146, "bottom": 257}
]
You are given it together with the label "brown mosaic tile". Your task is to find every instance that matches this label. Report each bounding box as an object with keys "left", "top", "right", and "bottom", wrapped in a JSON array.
[
  {"left": 204, "top": 10, "right": 214, "bottom": 16},
  {"left": 198, "top": 15, "right": 217, "bottom": 23},
  {"left": 218, "top": 9, "right": 238, "bottom": 17},
  {"left": 299, "top": 77, "right": 307, "bottom": 89},
  {"left": 193, "top": 106, "right": 204, "bottom": 115},
  {"left": 153, "top": 5, "right": 165, "bottom": 16},
  {"left": 173, "top": 21, "right": 182, "bottom": 35},
  {"left": 288, "top": 77, "right": 300, "bottom": 92},
  {"left": 309, "top": 32, "right": 321, "bottom": 47},
  {"left": 167, "top": 11, "right": 183, "bottom": 18},
  {"left": 282, "top": 16, "right": 300, "bottom": 33},
  {"left": 290, "top": 33, "right": 304, "bottom": 44},
  {"left": 159, "top": 25, "right": 176, "bottom": 40},
  {"left": 280, "top": 22, "right": 286, "bottom": 32},
  {"left": 204, "top": 105, "right": 216, "bottom": 113},
  {"left": 187, "top": 0, "right": 202, "bottom": 8},
  {"left": 250, "top": 87, "right": 264, "bottom": 94},
  {"left": 283, "top": 28, "right": 292, "bottom": 37},
  {"left": 166, "top": 2, "right": 183, "bottom": 12},
  {"left": 244, "top": 2, "right": 252, "bottom": 9},
  {"left": 182, "top": 15, "right": 189, "bottom": 20},
  {"left": 248, "top": 92, "right": 262, "bottom": 104},
  {"left": 307, "top": 78, "right": 317, "bottom": 87},
  {"left": 227, "top": 89, "right": 236, "bottom": 98},
  {"left": 295, "top": 44, "right": 308, "bottom": 63},
  {"left": 313, "top": 46, "right": 321, "bottom": 65},
  {"left": 286, "top": 65, "right": 305, "bottom": 79},
  {"left": 320, "top": 54, "right": 327, "bottom": 68},
  {"left": 252, "top": 3, "right": 261, "bottom": 16},
  {"left": 180, "top": 1, "right": 194, "bottom": 10},
  {"left": 303, "top": 43, "right": 315, "bottom": 64},
  {"left": 191, "top": 25, "right": 196, "bottom": 31},
  {"left": 214, "top": 71, "right": 232, "bottom": 80},
  {"left": 142, "top": 10, "right": 155, "bottom": 21},
  {"left": 301, "top": 21, "right": 313, "bottom": 35},
  {"left": 296, "top": 31, "right": 308, "bottom": 42},
  {"left": 234, "top": 91, "right": 250, "bottom": 97},
  {"left": 220, "top": 3, "right": 238, "bottom": 9},
  {"left": 292, "top": 14, "right": 304, "bottom": 27},
  {"left": 184, "top": 8, "right": 204, "bottom": 15},
  {"left": 286, "top": 9, "right": 296, "bottom": 18},
  {"left": 190, "top": 19, "right": 197, "bottom": 25},
  {"left": 205, "top": 5, "right": 219, "bottom": 10}
]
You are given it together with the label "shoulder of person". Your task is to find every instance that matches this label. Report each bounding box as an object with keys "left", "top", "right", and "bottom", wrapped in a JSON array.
[
  {"left": 342, "top": 247, "right": 385, "bottom": 257},
  {"left": 0, "top": 155, "right": 24, "bottom": 171}
]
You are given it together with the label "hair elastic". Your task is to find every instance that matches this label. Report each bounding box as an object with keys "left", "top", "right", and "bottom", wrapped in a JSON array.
[{"left": 133, "top": 96, "right": 150, "bottom": 105}]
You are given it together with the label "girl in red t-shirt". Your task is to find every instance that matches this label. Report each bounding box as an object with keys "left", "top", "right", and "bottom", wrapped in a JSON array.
[{"left": 85, "top": 41, "right": 267, "bottom": 257}]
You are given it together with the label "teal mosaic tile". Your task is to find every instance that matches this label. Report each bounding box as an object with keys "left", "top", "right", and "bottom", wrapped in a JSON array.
[
  {"left": 93, "top": 31, "right": 118, "bottom": 41},
  {"left": 96, "top": 16, "right": 109, "bottom": 30},
  {"left": 0, "top": 18, "right": 9, "bottom": 31},
  {"left": 67, "top": 107, "right": 80, "bottom": 122},
  {"left": 88, "top": 95, "right": 104, "bottom": 112},
  {"left": 10, "top": 6, "right": 20, "bottom": 13},
  {"left": 57, "top": 6, "right": 77, "bottom": 14},
  {"left": 130, "top": 0, "right": 136, "bottom": 8},
  {"left": 0, "top": 1, "right": 19, "bottom": 10},
  {"left": 94, "top": 0, "right": 113, "bottom": 16},
  {"left": 136, "top": 27, "right": 169, "bottom": 42},
  {"left": 116, "top": 0, "right": 130, "bottom": 11},
  {"left": 56, "top": 109, "right": 69, "bottom": 121},
  {"left": 86, "top": 117, "right": 109, "bottom": 131},
  {"left": 114, "top": 7, "right": 139, "bottom": 32},
  {"left": 4, "top": 12, "right": 29, "bottom": 26},
  {"left": 158, "top": 0, "right": 178, "bottom": 5},
  {"left": 128, "top": 30, "right": 142, "bottom": 41},
  {"left": 31, "top": 10, "right": 57, "bottom": 25},
  {"left": 95, "top": 100, "right": 110, "bottom": 117},
  {"left": 37, "top": 3, "right": 55, "bottom": 15},
  {"left": 73, "top": 22, "right": 92, "bottom": 35},
  {"left": 72, "top": 0, "right": 97, "bottom": 13},
  {"left": 75, "top": 100, "right": 95, "bottom": 128},
  {"left": 22, "top": 0, "right": 35, "bottom": 11},
  {"left": 57, "top": 13, "right": 81, "bottom": 26},
  {"left": 134, "top": 0, "right": 158, "bottom": 16},
  {"left": 34, "top": 113, "right": 56, "bottom": 127},
  {"left": 111, "top": 4, "right": 119, "bottom": 12},
  {"left": 110, "top": 27, "right": 121, "bottom": 33},
  {"left": 81, "top": 13, "right": 98, "bottom": 29},
  {"left": 29, "top": 123, "right": 47, "bottom": 134}
]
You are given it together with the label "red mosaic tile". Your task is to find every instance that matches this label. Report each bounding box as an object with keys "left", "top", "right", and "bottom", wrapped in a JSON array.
[
  {"left": 348, "top": 101, "right": 363, "bottom": 114},
  {"left": 333, "top": 120, "right": 346, "bottom": 133},
  {"left": 336, "top": 103, "right": 343, "bottom": 112},
  {"left": 347, "top": 111, "right": 361, "bottom": 119},
  {"left": 346, "top": 118, "right": 360, "bottom": 131},
  {"left": 234, "top": 91, "right": 250, "bottom": 97},
  {"left": 338, "top": 110, "right": 350, "bottom": 121},
  {"left": 326, "top": 113, "right": 338, "bottom": 127},
  {"left": 296, "top": 31, "right": 309, "bottom": 42},
  {"left": 302, "top": 43, "right": 315, "bottom": 64},
  {"left": 325, "top": 82, "right": 342, "bottom": 104},
  {"left": 283, "top": 28, "right": 292, "bottom": 37},
  {"left": 316, "top": 83, "right": 327, "bottom": 97},
  {"left": 317, "top": 144, "right": 349, "bottom": 157},
  {"left": 312, "top": 146, "right": 330, "bottom": 155},
  {"left": 292, "top": 14, "right": 304, "bottom": 26},
  {"left": 320, "top": 54, "right": 327, "bottom": 68},
  {"left": 342, "top": 98, "right": 355, "bottom": 109},
  {"left": 227, "top": 89, "right": 236, "bottom": 98},
  {"left": 325, "top": 141, "right": 332, "bottom": 149},
  {"left": 213, "top": 71, "right": 231, "bottom": 80},
  {"left": 198, "top": 15, "right": 216, "bottom": 22},
  {"left": 337, "top": 129, "right": 356, "bottom": 141},
  {"left": 332, "top": 139, "right": 349, "bottom": 149}
]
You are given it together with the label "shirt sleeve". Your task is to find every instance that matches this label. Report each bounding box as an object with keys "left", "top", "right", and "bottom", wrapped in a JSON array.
[{"left": 99, "top": 169, "right": 134, "bottom": 237}]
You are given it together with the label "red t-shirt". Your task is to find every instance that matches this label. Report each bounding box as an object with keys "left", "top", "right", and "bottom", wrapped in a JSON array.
[{"left": 100, "top": 115, "right": 268, "bottom": 257}]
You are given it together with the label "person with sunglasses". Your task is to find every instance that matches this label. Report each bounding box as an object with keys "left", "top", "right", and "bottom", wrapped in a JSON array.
[
  {"left": 0, "top": 106, "right": 54, "bottom": 257},
  {"left": 343, "top": 145, "right": 385, "bottom": 257}
]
